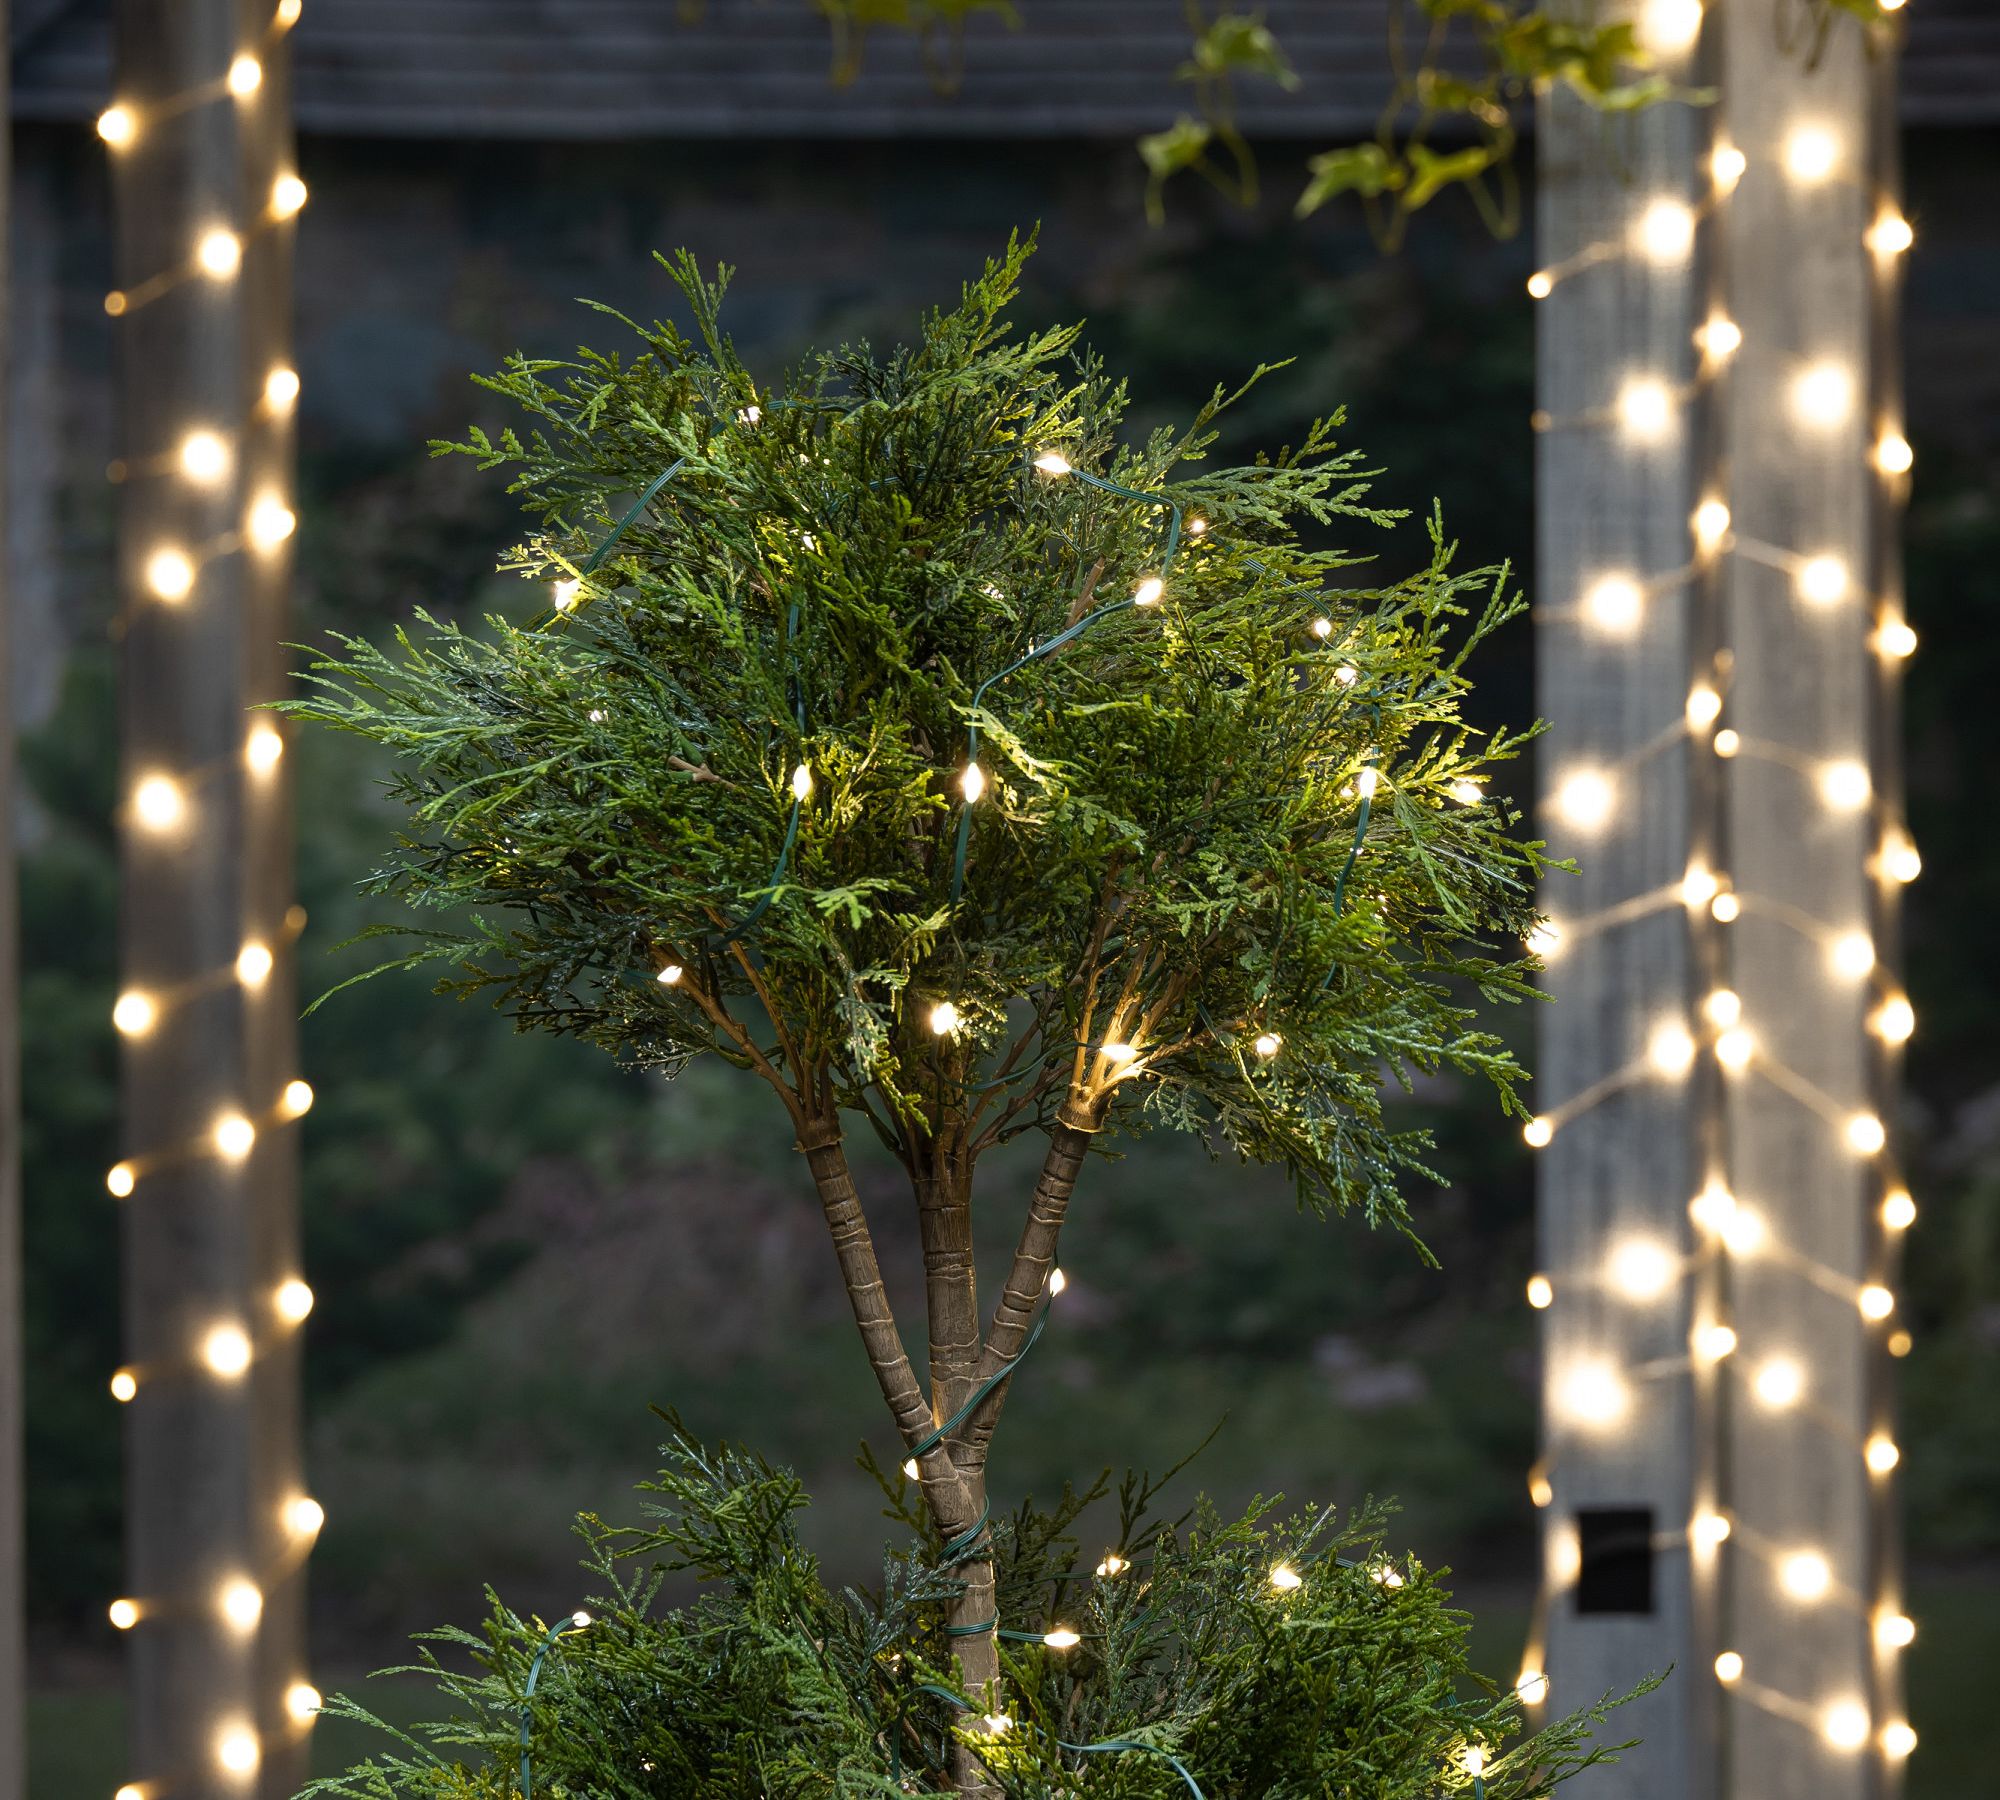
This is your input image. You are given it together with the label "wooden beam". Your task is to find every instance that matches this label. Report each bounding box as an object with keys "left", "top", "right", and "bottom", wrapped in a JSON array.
[{"left": 108, "top": 3, "right": 310, "bottom": 1794}]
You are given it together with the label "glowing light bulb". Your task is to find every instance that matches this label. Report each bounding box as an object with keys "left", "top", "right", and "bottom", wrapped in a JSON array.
[
  {"left": 1711, "top": 143, "right": 1747, "bottom": 194},
  {"left": 1528, "top": 1469, "right": 1553, "bottom": 1507},
  {"left": 1711, "top": 892, "right": 1741, "bottom": 923},
  {"left": 286, "top": 1682, "right": 323, "bottom": 1721},
  {"left": 107, "top": 1163, "right": 137, "bottom": 1199},
  {"left": 272, "top": 173, "right": 308, "bottom": 218},
  {"left": 1714, "top": 1027, "right": 1754, "bottom": 1073},
  {"left": 1888, "top": 1328, "right": 1912, "bottom": 1357},
  {"left": 1692, "top": 1511, "right": 1733, "bottom": 1552},
  {"left": 1882, "top": 1188, "right": 1916, "bottom": 1231},
  {"left": 1681, "top": 864, "right": 1720, "bottom": 909},
  {"left": 1699, "top": 314, "right": 1742, "bottom": 360},
  {"left": 1617, "top": 375, "right": 1675, "bottom": 442},
  {"left": 1779, "top": 1549, "right": 1832, "bottom": 1601},
  {"left": 1095, "top": 1553, "right": 1129, "bottom": 1578},
  {"left": 551, "top": 577, "right": 581, "bottom": 612},
  {"left": 928, "top": 1001, "right": 961, "bottom": 1036},
  {"left": 1702, "top": 988, "right": 1741, "bottom": 1029},
  {"left": 657, "top": 963, "right": 684, "bottom": 986},
  {"left": 1527, "top": 270, "right": 1554, "bottom": 299},
  {"left": 1695, "top": 1323, "right": 1738, "bottom": 1363},
  {"left": 959, "top": 763, "right": 986, "bottom": 803},
  {"left": 1369, "top": 1561, "right": 1405, "bottom": 1588},
  {"left": 1714, "top": 1650, "right": 1743, "bottom": 1683},
  {"left": 1525, "top": 1274, "right": 1554, "bottom": 1310},
  {"left": 1043, "top": 1626, "right": 1081, "bottom": 1649},
  {"left": 1866, "top": 211, "right": 1914, "bottom": 259},
  {"left": 220, "top": 1578, "right": 263, "bottom": 1633},
  {"left": 1876, "top": 618, "right": 1918, "bottom": 659},
  {"left": 113, "top": 991, "right": 158, "bottom": 1037},
  {"left": 1560, "top": 1360, "right": 1629, "bottom": 1429},
  {"left": 1880, "top": 832, "right": 1922, "bottom": 883},
  {"left": 1791, "top": 364, "right": 1854, "bottom": 430},
  {"left": 1523, "top": 1116, "right": 1554, "bottom": 1149},
  {"left": 282, "top": 1079, "right": 314, "bottom": 1118},
  {"left": 1269, "top": 1563, "right": 1304, "bottom": 1592},
  {"left": 1334, "top": 662, "right": 1358, "bottom": 686},
  {"left": 286, "top": 1495, "right": 325, "bottom": 1538},
  {"left": 983, "top": 1713, "right": 1012, "bottom": 1737},
  {"left": 1517, "top": 1667, "right": 1550, "bottom": 1704},
  {"left": 1782, "top": 124, "right": 1840, "bottom": 185},
  {"left": 1858, "top": 1287, "right": 1896, "bottom": 1326},
  {"left": 1864, "top": 1433, "right": 1900, "bottom": 1473},
  {"left": 1253, "top": 1032, "right": 1282, "bottom": 1059},
  {"left": 736, "top": 404, "right": 761, "bottom": 427},
  {"left": 275, "top": 1278, "right": 315, "bottom": 1324},
  {"left": 236, "top": 940, "right": 274, "bottom": 988},
  {"left": 265, "top": 366, "right": 301, "bottom": 409},
  {"left": 1753, "top": 1356, "right": 1805, "bottom": 1410},
  {"left": 146, "top": 547, "right": 196, "bottom": 602},
  {"left": 1186, "top": 516, "right": 1208, "bottom": 536},
  {"left": 98, "top": 104, "right": 137, "bottom": 146},
  {"left": 1132, "top": 575, "right": 1164, "bottom": 606},
  {"left": 247, "top": 495, "right": 296, "bottom": 551},
  {"left": 245, "top": 723, "right": 285, "bottom": 775},
  {"left": 1872, "top": 995, "right": 1915, "bottom": 1044},
  {"left": 1049, "top": 1267, "right": 1067, "bottom": 1295},
  {"left": 1693, "top": 497, "right": 1732, "bottom": 553},
  {"left": 1822, "top": 1701, "right": 1871, "bottom": 1753},
  {"left": 1795, "top": 554, "right": 1849, "bottom": 606},
  {"left": 111, "top": 1368, "right": 138, "bottom": 1402},
  {"left": 1647, "top": 1022, "right": 1697, "bottom": 1081},
  {"left": 1689, "top": 1181, "right": 1736, "bottom": 1234},
  {"left": 1638, "top": 0, "right": 1703, "bottom": 54},
  {"left": 1100, "top": 1041, "right": 1138, "bottom": 1066},
  {"left": 1032, "top": 451, "right": 1072, "bottom": 477},
  {"left": 115, "top": 1786, "right": 142, "bottom": 1800},
  {"left": 1527, "top": 919, "right": 1562, "bottom": 959},
  {"left": 1310, "top": 616, "right": 1334, "bottom": 640},
  {"left": 1876, "top": 1612, "right": 1916, "bottom": 1649},
  {"left": 789, "top": 763, "right": 813, "bottom": 802},
  {"left": 179, "top": 430, "right": 230, "bottom": 484},
  {"left": 1882, "top": 1721, "right": 1917, "bottom": 1758},
  {"left": 1686, "top": 684, "right": 1722, "bottom": 731},
  {"left": 1828, "top": 930, "right": 1874, "bottom": 980},
  {"left": 1449, "top": 778, "right": 1484, "bottom": 805},
  {"left": 214, "top": 1113, "right": 256, "bottom": 1161},
  {"left": 203, "top": 1323, "right": 252, "bottom": 1377},
  {"left": 1722, "top": 1205, "right": 1766, "bottom": 1257},
  {"left": 1875, "top": 431, "right": 1914, "bottom": 476},
  {"left": 1461, "top": 1744, "right": 1489, "bottom": 1778},
  {"left": 227, "top": 53, "right": 263, "bottom": 96},
  {"left": 1608, "top": 1237, "right": 1678, "bottom": 1300},
  {"left": 133, "top": 774, "right": 185, "bottom": 833},
  {"left": 1552, "top": 768, "right": 1615, "bottom": 834},
  {"left": 215, "top": 1723, "right": 260, "bottom": 1777},
  {"left": 902, "top": 1457, "right": 920, "bottom": 1480},
  {"left": 1712, "top": 728, "right": 1740, "bottom": 759},
  {"left": 1634, "top": 197, "right": 1697, "bottom": 265},
  {"left": 1846, "top": 1112, "right": 1887, "bottom": 1156},
  {"left": 1819, "top": 760, "right": 1872, "bottom": 812},
  {"left": 109, "top": 1598, "right": 140, "bottom": 1630},
  {"left": 1583, "top": 573, "right": 1644, "bottom": 635},
  {"left": 197, "top": 228, "right": 243, "bottom": 279}
]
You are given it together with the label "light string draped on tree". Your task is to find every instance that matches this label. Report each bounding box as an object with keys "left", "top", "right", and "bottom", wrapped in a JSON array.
[{"left": 1517, "top": 1, "right": 1916, "bottom": 1767}]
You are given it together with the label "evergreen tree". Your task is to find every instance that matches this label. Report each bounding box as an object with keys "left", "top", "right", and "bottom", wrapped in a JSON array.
[{"left": 293, "top": 235, "right": 1564, "bottom": 1795}]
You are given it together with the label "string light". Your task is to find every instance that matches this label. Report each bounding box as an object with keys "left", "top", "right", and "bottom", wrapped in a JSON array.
[
  {"left": 285, "top": 1682, "right": 323, "bottom": 1722},
  {"left": 657, "top": 963, "right": 684, "bottom": 986},
  {"left": 1702, "top": 987, "right": 1741, "bottom": 1028},
  {"left": 145, "top": 546, "right": 196, "bottom": 602},
  {"left": 1711, "top": 892, "right": 1741, "bottom": 923},
  {"left": 1449, "top": 778, "right": 1484, "bottom": 805},
  {"left": 1527, "top": 918, "right": 1562, "bottom": 959},
  {"left": 789, "top": 762, "right": 813, "bottom": 801},
  {"left": 1874, "top": 431, "right": 1914, "bottom": 476},
  {"left": 959, "top": 763, "right": 986, "bottom": 803},
  {"left": 1845, "top": 1112, "right": 1887, "bottom": 1156},
  {"left": 1043, "top": 1626, "right": 1081, "bottom": 1649},
  {"left": 1714, "top": 1650, "right": 1743, "bottom": 1683},
  {"left": 1551, "top": 767, "right": 1615, "bottom": 834},
  {"left": 1558, "top": 1360, "right": 1630, "bottom": 1430},
  {"left": 1517, "top": 1667, "right": 1550, "bottom": 1705},
  {"left": 107, "top": 1163, "right": 137, "bottom": 1199},
  {"left": 132, "top": 774, "right": 186, "bottom": 833},
  {"left": 902, "top": 1457, "right": 921, "bottom": 1480},
  {"left": 1460, "top": 1744, "right": 1489, "bottom": 1778},
  {"left": 1582, "top": 573, "right": 1645, "bottom": 635},
  {"left": 1637, "top": 0, "right": 1703, "bottom": 55},
  {"left": 983, "top": 1713, "right": 1012, "bottom": 1737},
  {"left": 1864, "top": 1433, "right": 1900, "bottom": 1473},
  {"left": 1692, "top": 1511, "right": 1732, "bottom": 1552},
  {"left": 1821, "top": 1701, "right": 1871, "bottom": 1753},
  {"left": 1781, "top": 124, "right": 1840, "bottom": 186},
  {"left": 1722, "top": 1204, "right": 1765, "bottom": 1258},
  {"left": 286, "top": 1495, "right": 325, "bottom": 1538},
  {"left": 1752, "top": 1357, "right": 1805, "bottom": 1411},
  {"left": 1048, "top": 1267, "right": 1068, "bottom": 1295},
  {"left": 1523, "top": 1116, "right": 1554, "bottom": 1149},
  {"left": 1693, "top": 497, "right": 1731, "bottom": 553},
  {"left": 197, "top": 227, "right": 243, "bottom": 279},
  {"left": 1686, "top": 683, "right": 1722, "bottom": 731},
  {"left": 247, "top": 494, "right": 296, "bottom": 550},
  {"left": 1881, "top": 1188, "right": 1916, "bottom": 1231},
  {"left": 1681, "top": 863, "right": 1721, "bottom": 910},
  {"left": 1882, "top": 1722, "right": 1917, "bottom": 1759},
  {"left": 1032, "top": 450, "right": 1072, "bottom": 477},
  {"left": 226, "top": 53, "right": 263, "bottom": 96},
  {"left": 1714, "top": 1026, "right": 1754, "bottom": 1073},
  {"left": 551, "top": 577, "right": 581, "bottom": 612},
  {"left": 1871, "top": 995, "right": 1915, "bottom": 1044},
  {"left": 202, "top": 1324, "right": 253, "bottom": 1378},
  {"left": 928, "top": 1000, "right": 962, "bottom": 1036},
  {"left": 1888, "top": 1329, "right": 1912, "bottom": 1358},
  {"left": 1689, "top": 1180, "right": 1736, "bottom": 1234},
  {"left": 1608, "top": 1237, "right": 1678, "bottom": 1300},
  {"left": 113, "top": 991, "right": 158, "bottom": 1037},
  {"left": 1633, "top": 197, "right": 1698, "bottom": 265},
  {"left": 1252, "top": 1031, "right": 1282, "bottom": 1059},
  {"left": 1712, "top": 728, "right": 1740, "bottom": 758},
  {"left": 1876, "top": 1612, "right": 1916, "bottom": 1650},
  {"left": 1309, "top": 616, "right": 1334, "bottom": 640},
  {"left": 1878, "top": 830, "right": 1922, "bottom": 884},
  {"left": 1875, "top": 616, "right": 1918, "bottom": 659},
  {"left": 1526, "top": 1274, "right": 1554, "bottom": 1310},
  {"left": 97, "top": 104, "right": 137, "bottom": 147},
  {"left": 115, "top": 1787, "right": 143, "bottom": 1800},
  {"left": 1711, "top": 143, "right": 1747, "bottom": 195},
  {"left": 1791, "top": 364, "right": 1855, "bottom": 430},
  {"left": 236, "top": 939, "right": 275, "bottom": 987},
  {"left": 282, "top": 1078, "right": 315, "bottom": 1118},
  {"left": 1132, "top": 575, "right": 1165, "bottom": 606},
  {"left": 1100, "top": 1041, "right": 1138, "bottom": 1066},
  {"left": 1818, "top": 760, "right": 1872, "bottom": 812},
  {"left": 275, "top": 1278, "right": 315, "bottom": 1324},
  {"left": 1095, "top": 1552, "right": 1129, "bottom": 1578},
  {"left": 271, "top": 173, "right": 308, "bottom": 218},
  {"left": 179, "top": 430, "right": 231, "bottom": 484},
  {"left": 109, "top": 1598, "right": 141, "bottom": 1630},
  {"left": 1865, "top": 211, "right": 1914, "bottom": 259},
  {"left": 1827, "top": 931, "right": 1874, "bottom": 981},
  {"left": 219, "top": 1577, "right": 263, "bottom": 1633},
  {"left": 1528, "top": 1468, "right": 1553, "bottom": 1507},
  {"left": 1527, "top": 271, "right": 1554, "bottom": 300},
  {"left": 1858, "top": 1285, "right": 1895, "bottom": 1324},
  {"left": 1695, "top": 1323, "right": 1738, "bottom": 1363},
  {"left": 246, "top": 722, "right": 285, "bottom": 774},
  {"left": 110, "top": 1369, "right": 139, "bottom": 1402},
  {"left": 1795, "top": 554, "right": 1849, "bottom": 606},
  {"left": 215, "top": 1723, "right": 260, "bottom": 1777},
  {"left": 1697, "top": 314, "right": 1742, "bottom": 361},
  {"left": 1778, "top": 1549, "right": 1832, "bottom": 1602},
  {"left": 1269, "top": 1563, "right": 1304, "bottom": 1592},
  {"left": 214, "top": 1112, "right": 257, "bottom": 1160},
  {"left": 1646, "top": 1022, "right": 1697, "bottom": 1080},
  {"left": 265, "top": 366, "right": 301, "bottom": 410},
  {"left": 1616, "top": 375, "right": 1675, "bottom": 442},
  {"left": 1368, "top": 1561, "right": 1406, "bottom": 1589}
]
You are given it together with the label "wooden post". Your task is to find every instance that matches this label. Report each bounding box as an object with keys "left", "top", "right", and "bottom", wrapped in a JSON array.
[
  {"left": 106, "top": 3, "right": 313, "bottom": 1795},
  {"left": 0, "top": 1, "right": 28, "bottom": 1788},
  {"left": 1532, "top": 4, "right": 1910, "bottom": 1795}
]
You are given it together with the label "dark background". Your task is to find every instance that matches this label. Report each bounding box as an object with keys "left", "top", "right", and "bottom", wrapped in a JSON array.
[{"left": 9, "top": 66, "right": 1997, "bottom": 1800}]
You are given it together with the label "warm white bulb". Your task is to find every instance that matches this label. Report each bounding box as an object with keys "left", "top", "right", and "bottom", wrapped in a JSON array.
[
  {"left": 1686, "top": 684, "right": 1722, "bottom": 731},
  {"left": 1560, "top": 1360, "right": 1629, "bottom": 1429},
  {"left": 1877, "top": 1612, "right": 1917, "bottom": 1649},
  {"left": 1692, "top": 1510, "right": 1733, "bottom": 1551},
  {"left": 226, "top": 53, "right": 263, "bottom": 96},
  {"left": 1449, "top": 778, "right": 1484, "bottom": 805},
  {"left": 1527, "top": 919, "right": 1562, "bottom": 959},
  {"left": 272, "top": 173, "right": 308, "bottom": 218},
  {"left": 1527, "top": 270, "right": 1554, "bottom": 300},
  {"left": 1517, "top": 1667, "right": 1550, "bottom": 1704},
  {"left": 1872, "top": 995, "right": 1915, "bottom": 1045},
  {"left": 214, "top": 1113, "right": 257, "bottom": 1161},
  {"left": 113, "top": 991, "right": 158, "bottom": 1037},
  {"left": 1864, "top": 1432, "right": 1900, "bottom": 1473},
  {"left": 1692, "top": 497, "right": 1732, "bottom": 553},
  {"left": 1100, "top": 1041, "right": 1138, "bottom": 1066},
  {"left": 203, "top": 1323, "right": 252, "bottom": 1378},
  {"left": 1822, "top": 1701, "right": 1871, "bottom": 1753},
  {"left": 236, "top": 940, "right": 274, "bottom": 988},
  {"left": 275, "top": 1278, "right": 315, "bottom": 1324},
  {"left": 959, "top": 763, "right": 986, "bottom": 804},
  {"left": 1461, "top": 1744, "right": 1489, "bottom": 1778},
  {"left": 1711, "top": 144, "right": 1748, "bottom": 194},
  {"left": 1617, "top": 375, "right": 1675, "bottom": 442},
  {"left": 789, "top": 763, "right": 813, "bottom": 802},
  {"left": 1043, "top": 1626, "right": 1081, "bottom": 1649},
  {"left": 219, "top": 1578, "right": 263, "bottom": 1633},
  {"left": 1699, "top": 314, "right": 1742, "bottom": 361},
  {"left": 1795, "top": 554, "right": 1849, "bottom": 606},
  {"left": 1252, "top": 1031, "right": 1282, "bottom": 1059},
  {"left": 145, "top": 546, "right": 196, "bottom": 602},
  {"left": 1638, "top": 0, "right": 1703, "bottom": 54},
  {"left": 1782, "top": 124, "right": 1840, "bottom": 185},
  {"left": 179, "top": 430, "right": 231, "bottom": 484},
  {"left": 1880, "top": 832, "right": 1922, "bottom": 883},
  {"left": 1866, "top": 212, "right": 1914, "bottom": 258},
  {"left": 1186, "top": 516, "right": 1208, "bottom": 536},
  {"left": 215, "top": 1723, "right": 260, "bottom": 1777},
  {"left": 902, "top": 1457, "right": 921, "bottom": 1480},
  {"left": 1714, "top": 1649, "right": 1743, "bottom": 1682},
  {"left": 98, "top": 104, "right": 137, "bottom": 146},
  {"left": 1753, "top": 1356, "right": 1805, "bottom": 1410},
  {"left": 928, "top": 1000, "right": 961, "bottom": 1036},
  {"left": 1712, "top": 728, "right": 1740, "bottom": 759},
  {"left": 286, "top": 1494, "right": 325, "bottom": 1537},
  {"left": 1333, "top": 661, "right": 1358, "bottom": 686},
  {"left": 111, "top": 1368, "right": 139, "bottom": 1402},
  {"left": 1846, "top": 1112, "right": 1887, "bottom": 1156},
  {"left": 1827, "top": 931, "right": 1874, "bottom": 981},
  {"left": 1859, "top": 1285, "right": 1896, "bottom": 1324},
  {"left": 133, "top": 774, "right": 185, "bottom": 832},
  {"left": 1582, "top": 573, "right": 1645, "bottom": 635},
  {"left": 1702, "top": 988, "right": 1741, "bottom": 1029},
  {"left": 1721, "top": 1204, "right": 1767, "bottom": 1258},
  {"left": 245, "top": 723, "right": 285, "bottom": 774},
  {"left": 551, "top": 577, "right": 581, "bottom": 613},
  {"left": 1711, "top": 892, "right": 1741, "bottom": 923},
  {"left": 1608, "top": 1237, "right": 1678, "bottom": 1300},
  {"left": 282, "top": 1078, "right": 315, "bottom": 1118},
  {"left": 1523, "top": 1116, "right": 1554, "bottom": 1149},
  {"left": 1714, "top": 1026, "right": 1755, "bottom": 1073},
  {"left": 1689, "top": 1181, "right": 1736, "bottom": 1234},
  {"left": 1680, "top": 864, "right": 1720, "bottom": 909},
  {"left": 1310, "top": 616, "right": 1334, "bottom": 640},
  {"left": 247, "top": 495, "right": 296, "bottom": 551},
  {"left": 1095, "top": 1553, "right": 1129, "bottom": 1578},
  {"left": 197, "top": 228, "right": 243, "bottom": 279},
  {"left": 1875, "top": 431, "right": 1914, "bottom": 476},
  {"left": 107, "top": 1163, "right": 137, "bottom": 1199},
  {"left": 1132, "top": 575, "right": 1164, "bottom": 607},
  {"left": 109, "top": 1597, "right": 141, "bottom": 1630},
  {"left": 1791, "top": 364, "right": 1854, "bottom": 430},
  {"left": 1778, "top": 1548, "right": 1832, "bottom": 1601},
  {"left": 1032, "top": 451, "right": 1072, "bottom": 477},
  {"left": 983, "top": 1713, "right": 1012, "bottom": 1738},
  {"left": 1633, "top": 197, "right": 1697, "bottom": 265},
  {"left": 1882, "top": 1721, "right": 1917, "bottom": 1758},
  {"left": 265, "top": 366, "right": 301, "bottom": 409},
  {"left": 1526, "top": 1274, "right": 1554, "bottom": 1310},
  {"left": 285, "top": 1682, "right": 323, "bottom": 1721},
  {"left": 1882, "top": 1188, "right": 1917, "bottom": 1231},
  {"left": 1552, "top": 768, "right": 1615, "bottom": 834},
  {"left": 1269, "top": 1562, "right": 1304, "bottom": 1592},
  {"left": 1647, "top": 1022, "right": 1697, "bottom": 1080},
  {"left": 1876, "top": 618, "right": 1919, "bottom": 659},
  {"left": 1819, "top": 760, "right": 1872, "bottom": 812}
]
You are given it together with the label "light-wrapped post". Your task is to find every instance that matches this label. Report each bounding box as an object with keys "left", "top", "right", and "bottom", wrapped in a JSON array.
[{"left": 106, "top": 3, "right": 312, "bottom": 1794}]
